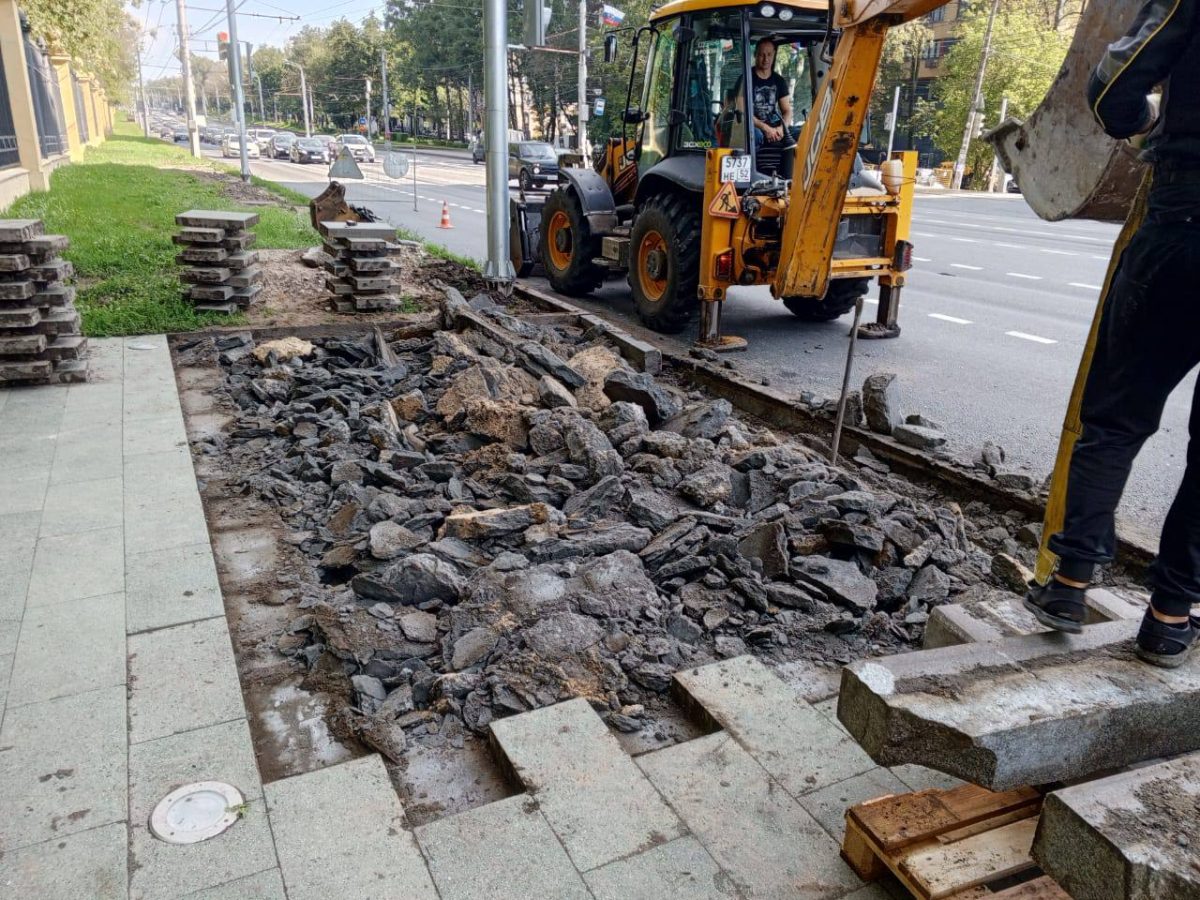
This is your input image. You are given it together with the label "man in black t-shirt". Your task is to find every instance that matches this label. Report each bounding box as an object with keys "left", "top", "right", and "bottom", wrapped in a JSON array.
[{"left": 737, "top": 37, "right": 793, "bottom": 149}]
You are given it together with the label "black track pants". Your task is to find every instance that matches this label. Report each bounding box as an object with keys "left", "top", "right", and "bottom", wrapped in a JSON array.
[{"left": 1047, "top": 220, "right": 1200, "bottom": 616}]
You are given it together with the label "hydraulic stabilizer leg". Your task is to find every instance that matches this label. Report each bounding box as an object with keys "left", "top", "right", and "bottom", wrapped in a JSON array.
[
  {"left": 858, "top": 283, "right": 902, "bottom": 340},
  {"left": 695, "top": 297, "right": 747, "bottom": 353}
]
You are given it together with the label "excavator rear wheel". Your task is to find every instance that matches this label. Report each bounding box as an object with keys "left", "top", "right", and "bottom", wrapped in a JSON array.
[
  {"left": 540, "top": 188, "right": 605, "bottom": 296},
  {"left": 783, "top": 278, "right": 870, "bottom": 322},
  {"left": 629, "top": 193, "right": 700, "bottom": 334}
]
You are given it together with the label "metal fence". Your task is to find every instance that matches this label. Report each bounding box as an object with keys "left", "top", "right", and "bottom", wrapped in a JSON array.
[
  {"left": 71, "top": 69, "right": 87, "bottom": 143},
  {"left": 0, "top": 44, "right": 20, "bottom": 168},
  {"left": 24, "top": 35, "right": 66, "bottom": 158}
]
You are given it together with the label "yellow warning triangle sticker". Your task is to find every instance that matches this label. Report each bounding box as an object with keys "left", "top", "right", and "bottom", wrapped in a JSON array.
[{"left": 708, "top": 181, "right": 741, "bottom": 219}]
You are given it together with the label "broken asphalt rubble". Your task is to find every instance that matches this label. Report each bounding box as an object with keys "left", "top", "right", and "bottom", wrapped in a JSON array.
[{"left": 182, "top": 289, "right": 1047, "bottom": 764}]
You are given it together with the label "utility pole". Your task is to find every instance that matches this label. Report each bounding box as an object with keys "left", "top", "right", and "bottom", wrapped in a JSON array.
[
  {"left": 989, "top": 94, "right": 1008, "bottom": 192},
  {"left": 484, "top": 0, "right": 513, "bottom": 286},
  {"left": 255, "top": 74, "right": 265, "bottom": 124},
  {"left": 381, "top": 49, "right": 390, "bottom": 139},
  {"left": 884, "top": 84, "right": 900, "bottom": 157},
  {"left": 365, "top": 77, "right": 372, "bottom": 138},
  {"left": 244, "top": 42, "right": 256, "bottom": 119},
  {"left": 576, "top": 0, "right": 585, "bottom": 154},
  {"left": 950, "top": 0, "right": 999, "bottom": 190},
  {"left": 273, "top": 94, "right": 277, "bottom": 122},
  {"left": 175, "top": 0, "right": 201, "bottom": 155},
  {"left": 467, "top": 70, "right": 473, "bottom": 137},
  {"left": 286, "top": 61, "right": 310, "bottom": 136},
  {"left": 224, "top": 0, "right": 250, "bottom": 182},
  {"left": 136, "top": 38, "right": 149, "bottom": 136}
]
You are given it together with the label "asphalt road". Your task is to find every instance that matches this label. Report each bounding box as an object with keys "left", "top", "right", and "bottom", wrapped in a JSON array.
[{"left": 216, "top": 144, "right": 1190, "bottom": 547}]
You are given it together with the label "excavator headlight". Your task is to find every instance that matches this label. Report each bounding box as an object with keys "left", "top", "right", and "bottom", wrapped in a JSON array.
[
  {"left": 758, "top": 3, "right": 776, "bottom": 15},
  {"left": 777, "top": 8, "right": 793, "bottom": 20}
]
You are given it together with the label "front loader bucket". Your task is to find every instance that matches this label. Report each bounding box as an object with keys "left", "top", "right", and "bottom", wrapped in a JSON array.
[{"left": 987, "top": 0, "right": 1145, "bottom": 223}]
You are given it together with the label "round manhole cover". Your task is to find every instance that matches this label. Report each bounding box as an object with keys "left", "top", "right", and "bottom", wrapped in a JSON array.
[{"left": 149, "top": 781, "right": 244, "bottom": 844}]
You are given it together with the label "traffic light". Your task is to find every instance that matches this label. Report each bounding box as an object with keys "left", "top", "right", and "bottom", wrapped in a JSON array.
[{"left": 217, "top": 32, "right": 229, "bottom": 62}]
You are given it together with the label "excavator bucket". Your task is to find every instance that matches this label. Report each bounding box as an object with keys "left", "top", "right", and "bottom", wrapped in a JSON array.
[
  {"left": 987, "top": 0, "right": 1145, "bottom": 222},
  {"left": 309, "top": 181, "right": 381, "bottom": 230}
]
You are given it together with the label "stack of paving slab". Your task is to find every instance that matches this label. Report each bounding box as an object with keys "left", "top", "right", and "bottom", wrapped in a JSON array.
[
  {"left": 0, "top": 218, "right": 88, "bottom": 385},
  {"left": 174, "top": 209, "right": 262, "bottom": 314},
  {"left": 319, "top": 220, "right": 400, "bottom": 313},
  {"left": 838, "top": 589, "right": 1200, "bottom": 899}
]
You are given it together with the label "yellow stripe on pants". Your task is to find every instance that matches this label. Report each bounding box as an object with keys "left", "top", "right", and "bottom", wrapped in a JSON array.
[{"left": 1035, "top": 170, "right": 1152, "bottom": 584}]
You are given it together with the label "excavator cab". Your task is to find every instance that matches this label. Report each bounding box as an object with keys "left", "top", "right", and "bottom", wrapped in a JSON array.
[{"left": 512, "top": 0, "right": 918, "bottom": 343}]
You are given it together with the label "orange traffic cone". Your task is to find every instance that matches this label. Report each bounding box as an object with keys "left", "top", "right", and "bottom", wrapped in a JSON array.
[{"left": 438, "top": 201, "right": 454, "bottom": 229}]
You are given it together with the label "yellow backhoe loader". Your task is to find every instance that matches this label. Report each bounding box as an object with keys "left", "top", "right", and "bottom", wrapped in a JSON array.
[{"left": 510, "top": 0, "right": 935, "bottom": 347}]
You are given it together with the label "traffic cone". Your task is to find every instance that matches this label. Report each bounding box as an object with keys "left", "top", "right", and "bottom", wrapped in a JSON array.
[{"left": 438, "top": 201, "right": 454, "bottom": 229}]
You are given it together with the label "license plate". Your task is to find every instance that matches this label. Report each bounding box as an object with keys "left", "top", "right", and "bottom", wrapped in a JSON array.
[{"left": 720, "top": 155, "right": 751, "bottom": 184}]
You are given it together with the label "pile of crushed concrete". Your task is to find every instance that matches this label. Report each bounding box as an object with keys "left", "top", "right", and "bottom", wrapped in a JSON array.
[{"left": 184, "top": 295, "right": 1038, "bottom": 762}]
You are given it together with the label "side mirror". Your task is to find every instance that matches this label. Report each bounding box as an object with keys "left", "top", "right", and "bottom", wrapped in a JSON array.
[
  {"left": 604, "top": 33, "right": 618, "bottom": 63},
  {"left": 672, "top": 24, "right": 695, "bottom": 43},
  {"left": 623, "top": 106, "right": 645, "bottom": 124}
]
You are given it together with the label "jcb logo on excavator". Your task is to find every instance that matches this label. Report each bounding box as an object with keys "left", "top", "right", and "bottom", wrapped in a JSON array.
[{"left": 803, "top": 87, "right": 834, "bottom": 190}]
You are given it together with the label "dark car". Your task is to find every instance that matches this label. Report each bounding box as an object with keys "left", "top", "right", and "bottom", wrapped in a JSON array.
[
  {"left": 172, "top": 129, "right": 189, "bottom": 143},
  {"left": 471, "top": 136, "right": 484, "bottom": 164},
  {"left": 268, "top": 132, "right": 297, "bottom": 158},
  {"left": 509, "top": 141, "right": 558, "bottom": 191},
  {"left": 290, "top": 137, "right": 329, "bottom": 164}
]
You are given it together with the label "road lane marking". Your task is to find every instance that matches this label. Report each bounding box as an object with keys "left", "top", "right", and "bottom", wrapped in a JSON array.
[
  {"left": 912, "top": 231, "right": 937, "bottom": 237},
  {"left": 1007, "top": 272, "right": 1042, "bottom": 280},
  {"left": 1006, "top": 331, "right": 1057, "bottom": 344},
  {"left": 1069, "top": 282, "right": 1102, "bottom": 290},
  {"left": 929, "top": 313, "right": 972, "bottom": 324},
  {"left": 862, "top": 297, "right": 878, "bottom": 305},
  {"left": 915, "top": 216, "right": 1115, "bottom": 244},
  {"left": 913, "top": 256, "right": 932, "bottom": 262},
  {"left": 951, "top": 263, "right": 982, "bottom": 270},
  {"left": 951, "top": 237, "right": 980, "bottom": 243},
  {"left": 1040, "top": 248, "right": 1076, "bottom": 256},
  {"left": 995, "top": 242, "right": 1022, "bottom": 249}
]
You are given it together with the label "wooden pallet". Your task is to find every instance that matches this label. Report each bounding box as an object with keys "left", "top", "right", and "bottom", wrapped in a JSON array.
[{"left": 841, "top": 784, "right": 1068, "bottom": 899}]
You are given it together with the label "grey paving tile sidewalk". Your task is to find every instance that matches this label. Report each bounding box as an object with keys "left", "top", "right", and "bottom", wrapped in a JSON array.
[
  {"left": 0, "top": 337, "right": 271, "bottom": 900},
  {"left": 0, "top": 336, "right": 953, "bottom": 900}
]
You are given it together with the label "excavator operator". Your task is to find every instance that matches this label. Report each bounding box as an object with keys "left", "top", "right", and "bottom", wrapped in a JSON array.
[{"left": 1025, "top": 0, "right": 1200, "bottom": 667}]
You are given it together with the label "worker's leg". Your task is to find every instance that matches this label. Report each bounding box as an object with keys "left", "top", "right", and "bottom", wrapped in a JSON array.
[
  {"left": 1029, "top": 223, "right": 1200, "bottom": 629},
  {"left": 1137, "top": 377, "right": 1200, "bottom": 666},
  {"left": 1150, "top": 375, "right": 1200, "bottom": 616}
]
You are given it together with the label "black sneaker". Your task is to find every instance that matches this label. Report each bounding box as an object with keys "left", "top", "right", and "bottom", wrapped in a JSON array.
[
  {"left": 1023, "top": 579, "right": 1087, "bottom": 634},
  {"left": 1135, "top": 609, "right": 1198, "bottom": 669}
]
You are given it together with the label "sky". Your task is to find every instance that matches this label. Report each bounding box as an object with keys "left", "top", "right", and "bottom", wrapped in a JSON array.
[{"left": 134, "top": 0, "right": 386, "bottom": 84}]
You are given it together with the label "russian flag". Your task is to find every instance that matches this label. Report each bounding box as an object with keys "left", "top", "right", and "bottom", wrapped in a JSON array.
[{"left": 601, "top": 4, "right": 624, "bottom": 26}]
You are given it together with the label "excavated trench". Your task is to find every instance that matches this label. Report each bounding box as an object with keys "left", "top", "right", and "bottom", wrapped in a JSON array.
[{"left": 172, "top": 288, "right": 1071, "bottom": 825}]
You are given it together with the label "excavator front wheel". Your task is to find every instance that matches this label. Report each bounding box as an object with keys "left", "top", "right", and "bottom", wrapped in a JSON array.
[
  {"left": 782, "top": 278, "right": 870, "bottom": 322},
  {"left": 540, "top": 189, "right": 604, "bottom": 296},
  {"left": 629, "top": 193, "right": 700, "bottom": 334}
]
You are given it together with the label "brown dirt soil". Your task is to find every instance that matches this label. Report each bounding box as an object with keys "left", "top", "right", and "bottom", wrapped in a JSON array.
[{"left": 244, "top": 246, "right": 484, "bottom": 328}]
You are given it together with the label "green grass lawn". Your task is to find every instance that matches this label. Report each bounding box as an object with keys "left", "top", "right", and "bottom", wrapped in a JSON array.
[{"left": 3, "top": 124, "right": 317, "bottom": 336}]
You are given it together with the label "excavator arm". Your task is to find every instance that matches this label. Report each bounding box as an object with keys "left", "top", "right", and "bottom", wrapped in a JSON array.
[{"left": 772, "top": 0, "right": 948, "bottom": 300}]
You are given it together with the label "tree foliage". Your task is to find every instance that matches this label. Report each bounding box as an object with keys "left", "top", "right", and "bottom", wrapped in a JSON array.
[
  {"left": 915, "top": 0, "right": 1069, "bottom": 176},
  {"left": 23, "top": 0, "right": 139, "bottom": 99}
]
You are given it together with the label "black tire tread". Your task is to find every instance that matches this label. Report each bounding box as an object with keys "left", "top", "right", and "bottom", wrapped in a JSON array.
[
  {"left": 540, "top": 188, "right": 605, "bottom": 295},
  {"left": 783, "top": 278, "right": 870, "bottom": 322},
  {"left": 628, "top": 192, "right": 701, "bottom": 334}
]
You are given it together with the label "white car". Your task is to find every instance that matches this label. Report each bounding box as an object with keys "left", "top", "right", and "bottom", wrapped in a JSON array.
[
  {"left": 248, "top": 128, "right": 276, "bottom": 154},
  {"left": 337, "top": 134, "right": 376, "bottom": 163},
  {"left": 221, "top": 134, "right": 260, "bottom": 159}
]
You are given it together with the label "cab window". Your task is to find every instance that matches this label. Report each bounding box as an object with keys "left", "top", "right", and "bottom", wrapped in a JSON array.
[
  {"left": 639, "top": 26, "right": 679, "bottom": 174},
  {"left": 677, "top": 12, "right": 747, "bottom": 152}
]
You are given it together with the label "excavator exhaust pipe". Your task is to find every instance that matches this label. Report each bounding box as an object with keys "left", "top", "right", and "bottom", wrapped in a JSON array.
[{"left": 986, "top": 0, "right": 1145, "bottom": 223}]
